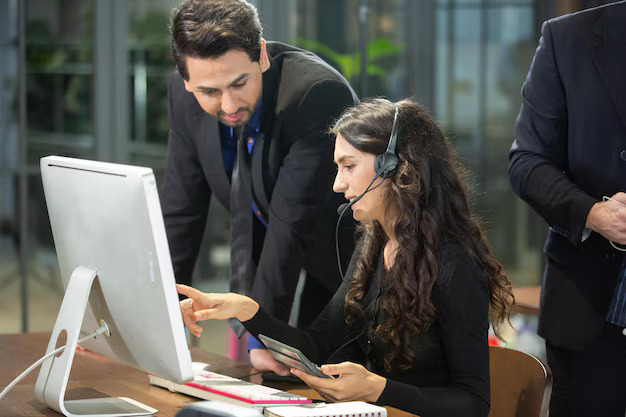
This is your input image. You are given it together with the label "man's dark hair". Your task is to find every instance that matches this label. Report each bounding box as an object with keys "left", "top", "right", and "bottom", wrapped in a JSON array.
[{"left": 170, "top": 0, "right": 263, "bottom": 80}]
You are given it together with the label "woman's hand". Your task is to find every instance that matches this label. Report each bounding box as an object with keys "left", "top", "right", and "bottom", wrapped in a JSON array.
[
  {"left": 177, "top": 284, "right": 259, "bottom": 338},
  {"left": 291, "top": 362, "right": 387, "bottom": 403}
]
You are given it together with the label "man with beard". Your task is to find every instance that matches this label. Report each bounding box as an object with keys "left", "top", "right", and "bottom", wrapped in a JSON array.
[{"left": 162, "top": 0, "right": 358, "bottom": 374}]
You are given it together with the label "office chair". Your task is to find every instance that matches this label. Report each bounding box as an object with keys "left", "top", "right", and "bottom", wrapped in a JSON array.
[{"left": 489, "top": 346, "right": 552, "bottom": 417}]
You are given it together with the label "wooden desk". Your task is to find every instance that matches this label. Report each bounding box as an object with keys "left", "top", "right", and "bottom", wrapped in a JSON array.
[
  {"left": 0, "top": 333, "right": 414, "bottom": 417},
  {"left": 512, "top": 286, "right": 541, "bottom": 316}
]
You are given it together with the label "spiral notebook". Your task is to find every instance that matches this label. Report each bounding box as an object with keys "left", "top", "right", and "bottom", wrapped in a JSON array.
[{"left": 263, "top": 401, "right": 387, "bottom": 417}]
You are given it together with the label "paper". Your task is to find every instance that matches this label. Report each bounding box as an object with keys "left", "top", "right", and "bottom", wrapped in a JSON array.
[{"left": 264, "top": 401, "right": 387, "bottom": 417}]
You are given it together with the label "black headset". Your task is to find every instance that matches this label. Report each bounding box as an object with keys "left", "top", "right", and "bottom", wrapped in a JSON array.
[{"left": 373, "top": 105, "right": 400, "bottom": 179}]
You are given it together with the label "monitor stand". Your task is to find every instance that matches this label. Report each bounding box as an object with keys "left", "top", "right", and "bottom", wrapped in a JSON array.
[{"left": 34, "top": 266, "right": 157, "bottom": 417}]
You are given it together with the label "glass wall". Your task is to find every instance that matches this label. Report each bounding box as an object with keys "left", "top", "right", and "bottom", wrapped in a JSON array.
[
  {"left": 1, "top": 0, "right": 97, "bottom": 334},
  {"left": 290, "top": 0, "right": 432, "bottom": 103},
  {"left": 26, "top": 0, "right": 95, "bottom": 162},
  {"left": 0, "top": 0, "right": 21, "bottom": 332},
  {"left": 434, "top": 0, "right": 544, "bottom": 285},
  {"left": 128, "top": 0, "right": 174, "bottom": 156}
]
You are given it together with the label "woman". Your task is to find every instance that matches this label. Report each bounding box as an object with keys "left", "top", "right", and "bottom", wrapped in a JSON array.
[{"left": 177, "top": 98, "right": 514, "bottom": 416}]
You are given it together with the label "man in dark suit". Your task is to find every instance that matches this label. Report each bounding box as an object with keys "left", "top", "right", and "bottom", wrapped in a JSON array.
[
  {"left": 509, "top": 2, "right": 626, "bottom": 416},
  {"left": 162, "top": 0, "right": 358, "bottom": 373}
]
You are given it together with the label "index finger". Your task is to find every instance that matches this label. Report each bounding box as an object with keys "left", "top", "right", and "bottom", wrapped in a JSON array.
[{"left": 176, "top": 284, "right": 204, "bottom": 299}]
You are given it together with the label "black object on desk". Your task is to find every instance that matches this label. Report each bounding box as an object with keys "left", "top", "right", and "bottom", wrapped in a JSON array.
[{"left": 261, "top": 371, "right": 304, "bottom": 384}]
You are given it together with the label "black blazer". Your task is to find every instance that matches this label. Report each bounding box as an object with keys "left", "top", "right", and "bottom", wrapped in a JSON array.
[
  {"left": 509, "top": 2, "right": 626, "bottom": 350},
  {"left": 161, "top": 42, "right": 359, "bottom": 321}
]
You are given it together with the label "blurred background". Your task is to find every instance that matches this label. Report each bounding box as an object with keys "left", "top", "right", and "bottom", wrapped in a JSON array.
[{"left": 0, "top": 0, "right": 618, "bottom": 360}]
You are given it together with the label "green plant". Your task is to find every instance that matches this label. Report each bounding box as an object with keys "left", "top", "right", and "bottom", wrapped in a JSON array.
[{"left": 297, "top": 37, "right": 403, "bottom": 80}]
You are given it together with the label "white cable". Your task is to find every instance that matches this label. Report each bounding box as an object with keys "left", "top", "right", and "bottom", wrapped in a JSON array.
[{"left": 0, "top": 324, "right": 109, "bottom": 401}]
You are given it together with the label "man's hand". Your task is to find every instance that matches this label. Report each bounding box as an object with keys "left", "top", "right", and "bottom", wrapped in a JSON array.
[
  {"left": 249, "top": 349, "right": 291, "bottom": 376},
  {"left": 586, "top": 192, "right": 626, "bottom": 245},
  {"left": 177, "top": 284, "right": 259, "bottom": 338}
]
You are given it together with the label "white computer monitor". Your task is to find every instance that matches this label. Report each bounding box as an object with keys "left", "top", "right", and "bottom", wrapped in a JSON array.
[{"left": 36, "top": 156, "right": 193, "bottom": 417}]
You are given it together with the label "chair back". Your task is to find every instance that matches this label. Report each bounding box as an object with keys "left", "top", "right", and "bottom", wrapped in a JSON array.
[{"left": 488, "top": 346, "right": 552, "bottom": 417}]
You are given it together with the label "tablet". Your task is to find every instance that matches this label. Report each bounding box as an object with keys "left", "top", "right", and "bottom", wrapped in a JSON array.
[{"left": 258, "top": 334, "right": 331, "bottom": 379}]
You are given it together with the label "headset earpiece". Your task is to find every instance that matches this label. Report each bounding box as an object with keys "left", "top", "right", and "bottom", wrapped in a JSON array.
[
  {"left": 374, "top": 104, "right": 400, "bottom": 179},
  {"left": 374, "top": 152, "right": 398, "bottom": 179}
]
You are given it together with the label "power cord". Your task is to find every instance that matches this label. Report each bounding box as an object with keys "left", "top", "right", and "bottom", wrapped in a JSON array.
[
  {"left": 333, "top": 176, "right": 386, "bottom": 359},
  {"left": 0, "top": 321, "right": 110, "bottom": 401}
]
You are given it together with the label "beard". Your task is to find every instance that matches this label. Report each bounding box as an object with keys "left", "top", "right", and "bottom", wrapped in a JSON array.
[
  {"left": 217, "top": 91, "right": 262, "bottom": 127},
  {"left": 217, "top": 106, "right": 253, "bottom": 127}
]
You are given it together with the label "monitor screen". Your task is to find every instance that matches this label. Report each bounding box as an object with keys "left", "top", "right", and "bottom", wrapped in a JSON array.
[{"left": 38, "top": 155, "right": 193, "bottom": 415}]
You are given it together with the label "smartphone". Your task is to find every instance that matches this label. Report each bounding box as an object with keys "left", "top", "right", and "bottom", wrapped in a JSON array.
[
  {"left": 258, "top": 334, "right": 331, "bottom": 379},
  {"left": 261, "top": 371, "right": 304, "bottom": 384}
]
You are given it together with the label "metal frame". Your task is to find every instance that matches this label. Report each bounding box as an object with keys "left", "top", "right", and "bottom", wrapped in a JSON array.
[
  {"left": 94, "top": 0, "right": 129, "bottom": 163},
  {"left": 18, "top": 0, "right": 28, "bottom": 333}
]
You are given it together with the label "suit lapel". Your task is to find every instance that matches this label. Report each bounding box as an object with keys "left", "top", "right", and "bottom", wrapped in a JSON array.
[
  {"left": 250, "top": 45, "right": 282, "bottom": 216},
  {"left": 590, "top": 4, "right": 626, "bottom": 134},
  {"left": 197, "top": 113, "right": 232, "bottom": 209}
]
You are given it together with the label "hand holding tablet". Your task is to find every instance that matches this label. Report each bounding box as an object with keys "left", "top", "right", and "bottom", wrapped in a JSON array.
[{"left": 258, "top": 334, "right": 332, "bottom": 379}]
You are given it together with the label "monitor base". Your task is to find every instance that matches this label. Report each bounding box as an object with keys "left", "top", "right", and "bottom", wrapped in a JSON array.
[
  {"left": 34, "top": 266, "right": 156, "bottom": 417},
  {"left": 64, "top": 397, "right": 156, "bottom": 416}
]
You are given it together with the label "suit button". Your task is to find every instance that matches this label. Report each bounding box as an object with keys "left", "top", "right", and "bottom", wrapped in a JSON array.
[{"left": 620, "top": 150, "right": 626, "bottom": 161}]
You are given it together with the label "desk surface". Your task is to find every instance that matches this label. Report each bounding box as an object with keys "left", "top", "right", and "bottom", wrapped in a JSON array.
[
  {"left": 511, "top": 286, "right": 541, "bottom": 316},
  {"left": 0, "top": 333, "right": 414, "bottom": 417}
]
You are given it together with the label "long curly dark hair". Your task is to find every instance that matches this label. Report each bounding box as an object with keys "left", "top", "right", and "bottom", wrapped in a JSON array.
[{"left": 331, "top": 98, "right": 514, "bottom": 372}]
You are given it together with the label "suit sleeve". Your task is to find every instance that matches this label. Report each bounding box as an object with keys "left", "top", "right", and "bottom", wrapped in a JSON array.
[
  {"left": 161, "top": 77, "right": 212, "bottom": 286},
  {"left": 250, "top": 79, "right": 356, "bottom": 320},
  {"left": 508, "top": 20, "right": 597, "bottom": 245},
  {"left": 244, "top": 281, "right": 349, "bottom": 364},
  {"left": 244, "top": 250, "right": 359, "bottom": 363}
]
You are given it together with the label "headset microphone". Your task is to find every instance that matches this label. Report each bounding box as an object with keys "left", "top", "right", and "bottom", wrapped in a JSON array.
[
  {"left": 337, "top": 194, "right": 365, "bottom": 216},
  {"left": 337, "top": 202, "right": 350, "bottom": 215}
]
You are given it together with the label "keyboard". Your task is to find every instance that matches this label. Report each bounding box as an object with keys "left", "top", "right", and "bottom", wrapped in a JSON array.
[{"left": 149, "top": 369, "right": 312, "bottom": 408}]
